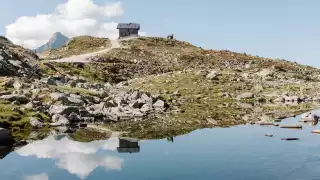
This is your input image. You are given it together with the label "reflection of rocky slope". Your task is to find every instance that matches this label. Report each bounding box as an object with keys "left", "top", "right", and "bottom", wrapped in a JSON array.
[{"left": 17, "top": 136, "right": 122, "bottom": 179}]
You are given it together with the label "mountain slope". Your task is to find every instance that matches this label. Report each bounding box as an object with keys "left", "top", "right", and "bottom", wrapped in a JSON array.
[
  {"left": 40, "top": 36, "right": 320, "bottom": 138},
  {"left": 0, "top": 36, "right": 41, "bottom": 77},
  {"left": 35, "top": 32, "right": 69, "bottom": 53}
]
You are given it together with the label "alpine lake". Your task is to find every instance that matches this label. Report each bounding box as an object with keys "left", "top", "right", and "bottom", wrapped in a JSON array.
[{"left": 1, "top": 109, "right": 320, "bottom": 180}]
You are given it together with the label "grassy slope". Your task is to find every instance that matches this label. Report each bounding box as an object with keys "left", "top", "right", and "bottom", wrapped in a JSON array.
[
  {"left": 39, "top": 36, "right": 111, "bottom": 59},
  {"left": 38, "top": 37, "right": 320, "bottom": 139}
]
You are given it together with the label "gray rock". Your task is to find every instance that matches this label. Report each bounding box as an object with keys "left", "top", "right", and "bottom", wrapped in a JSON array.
[
  {"left": 50, "top": 92, "right": 66, "bottom": 101},
  {"left": 140, "top": 93, "right": 153, "bottom": 104},
  {"left": 301, "top": 112, "right": 319, "bottom": 122},
  {"left": 51, "top": 114, "right": 61, "bottom": 123},
  {"left": 0, "top": 94, "right": 29, "bottom": 104},
  {"left": 206, "top": 70, "right": 219, "bottom": 80},
  {"left": 140, "top": 104, "right": 152, "bottom": 113},
  {"left": 105, "top": 100, "right": 117, "bottom": 108},
  {"left": 68, "top": 112, "right": 80, "bottom": 122},
  {"left": 50, "top": 116, "right": 69, "bottom": 127},
  {"left": 49, "top": 105, "right": 79, "bottom": 116},
  {"left": 65, "top": 97, "right": 84, "bottom": 106},
  {"left": 24, "top": 102, "right": 34, "bottom": 110},
  {"left": 128, "top": 91, "right": 140, "bottom": 101},
  {"left": 13, "top": 80, "right": 23, "bottom": 90},
  {"left": 29, "top": 117, "right": 44, "bottom": 129},
  {"left": 237, "top": 92, "right": 254, "bottom": 100},
  {"left": 207, "top": 118, "right": 218, "bottom": 125},
  {"left": 153, "top": 99, "right": 165, "bottom": 110}
]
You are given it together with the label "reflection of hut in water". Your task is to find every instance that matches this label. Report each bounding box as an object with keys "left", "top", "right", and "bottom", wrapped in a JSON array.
[
  {"left": 54, "top": 135, "right": 66, "bottom": 141},
  {"left": 0, "top": 146, "right": 12, "bottom": 159},
  {"left": 167, "top": 137, "right": 174, "bottom": 143},
  {"left": 117, "top": 137, "right": 140, "bottom": 153}
]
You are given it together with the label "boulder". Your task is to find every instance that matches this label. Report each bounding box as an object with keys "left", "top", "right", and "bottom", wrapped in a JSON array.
[
  {"left": 206, "top": 70, "right": 219, "bottom": 80},
  {"left": 49, "top": 105, "right": 79, "bottom": 116},
  {"left": 65, "top": 97, "right": 84, "bottom": 106},
  {"left": 153, "top": 99, "right": 165, "bottom": 110},
  {"left": 301, "top": 112, "right": 319, "bottom": 122},
  {"left": 29, "top": 117, "right": 44, "bottom": 129},
  {"left": 0, "top": 94, "right": 29, "bottom": 104}
]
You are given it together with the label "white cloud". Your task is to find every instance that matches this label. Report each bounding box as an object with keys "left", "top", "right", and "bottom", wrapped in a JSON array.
[
  {"left": 5, "top": 0, "right": 124, "bottom": 48},
  {"left": 57, "top": 153, "right": 122, "bottom": 179},
  {"left": 25, "top": 173, "right": 48, "bottom": 180},
  {"left": 17, "top": 136, "right": 123, "bottom": 179}
]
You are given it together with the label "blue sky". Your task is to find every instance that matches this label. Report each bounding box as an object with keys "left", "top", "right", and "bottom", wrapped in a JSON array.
[{"left": 1, "top": 0, "right": 320, "bottom": 67}]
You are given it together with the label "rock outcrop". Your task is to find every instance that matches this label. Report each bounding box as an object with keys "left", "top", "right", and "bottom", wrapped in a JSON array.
[{"left": 0, "top": 38, "right": 41, "bottom": 78}]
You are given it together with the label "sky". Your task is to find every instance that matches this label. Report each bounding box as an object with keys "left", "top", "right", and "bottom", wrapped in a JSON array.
[{"left": 0, "top": 0, "right": 319, "bottom": 67}]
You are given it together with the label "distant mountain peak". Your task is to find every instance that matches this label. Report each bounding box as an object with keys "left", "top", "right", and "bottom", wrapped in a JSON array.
[{"left": 35, "top": 32, "right": 69, "bottom": 53}]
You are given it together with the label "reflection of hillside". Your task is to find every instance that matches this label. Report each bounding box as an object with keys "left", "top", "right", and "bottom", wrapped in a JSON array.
[{"left": 117, "top": 138, "right": 140, "bottom": 153}]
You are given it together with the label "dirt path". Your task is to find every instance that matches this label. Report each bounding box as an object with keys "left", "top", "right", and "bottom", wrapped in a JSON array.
[{"left": 44, "top": 39, "right": 120, "bottom": 63}]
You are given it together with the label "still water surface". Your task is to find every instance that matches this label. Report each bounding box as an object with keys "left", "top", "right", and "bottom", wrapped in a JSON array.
[{"left": 1, "top": 110, "right": 320, "bottom": 180}]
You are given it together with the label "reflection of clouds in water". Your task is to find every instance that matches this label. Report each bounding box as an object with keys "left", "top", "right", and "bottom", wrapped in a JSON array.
[
  {"left": 57, "top": 153, "right": 122, "bottom": 179},
  {"left": 17, "top": 136, "right": 122, "bottom": 179},
  {"left": 25, "top": 173, "right": 48, "bottom": 180}
]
